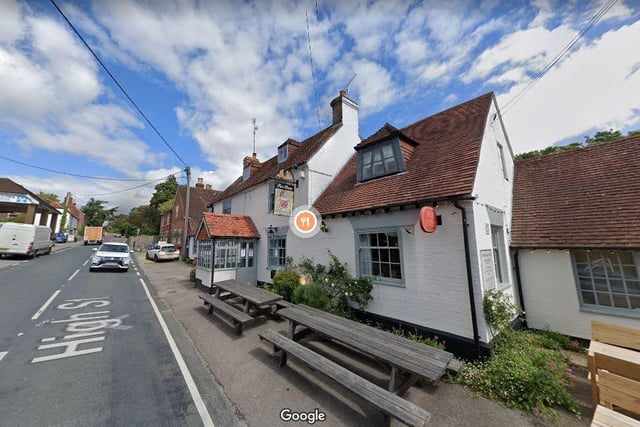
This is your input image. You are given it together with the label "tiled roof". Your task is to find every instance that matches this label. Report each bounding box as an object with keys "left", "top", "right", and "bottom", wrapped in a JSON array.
[
  {"left": 314, "top": 92, "right": 494, "bottom": 215},
  {"left": 511, "top": 135, "right": 640, "bottom": 248},
  {"left": 214, "top": 125, "right": 341, "bottom": 202},
  {"left": 176, "top": 185, "right": 220, "bottom": 234},
  {"left": 200, "top": 213, "right": 260, "bottom": 239}
]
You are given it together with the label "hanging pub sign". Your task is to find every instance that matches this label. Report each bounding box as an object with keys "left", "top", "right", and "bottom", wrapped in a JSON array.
[
  {"left": 274, "top": 181, "right": 295, "bottom": 217},
  {"left": 419, "top": 206, "right": 437, "bottom": 233}
]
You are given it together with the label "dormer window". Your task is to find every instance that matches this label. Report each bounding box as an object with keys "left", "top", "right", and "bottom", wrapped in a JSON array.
[
  {"left": 277, "top": 144, "right": 288, "bottom": 163},
  {"left": 357, "top": 139, "right": 404, "bottom": 182}
]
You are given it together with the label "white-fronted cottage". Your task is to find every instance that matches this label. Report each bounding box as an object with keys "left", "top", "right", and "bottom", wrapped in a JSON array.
[
  {"left": 308, "top": 92, "right": 515, "bottom": 356},
  {"left": 511, "top": 135, "right": 640, "bottom": 339}
]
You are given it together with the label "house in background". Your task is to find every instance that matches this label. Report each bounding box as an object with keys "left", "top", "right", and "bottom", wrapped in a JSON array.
[
  {"left": 0, "top": 177, "right": 59, "bottom": 232},
  {"left": 199, "top": 90, "right": 360, "bottom": 288},
  {"left": 161, "top": 178, "right": 219, "bottom": 258},
  {"left": 308, "top": 92, "right": 515, "bottom": 356},
  {"left": 511, "top": 135, "right": 640, "bottom": 339},
  {"left": 51, "top": 192, "right": 84, "bottom": 239}
]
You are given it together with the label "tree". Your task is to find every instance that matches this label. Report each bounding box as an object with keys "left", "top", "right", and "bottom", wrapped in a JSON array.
[
  {"left": 150, "top": 175, "right": 178, "bottom": 208},
  {"left": 59, "top": 205, "right": 68, "bottom": 233},
  {"left": 81, "top": 198, "right": 117, "bottom": 226},
  {"left": 128, "top": 205, "right": 160, "bottom": 234},
  {"left": 516, "top": 129, "right": 639, "bottom": 160},
  {"left": 38, "top": 192, "right": 59, "bottom": 203}
]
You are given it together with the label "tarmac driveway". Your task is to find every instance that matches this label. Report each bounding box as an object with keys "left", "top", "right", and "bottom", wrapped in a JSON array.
[{"left": 136, "top": 253, "right": 592, "bottom": 427}]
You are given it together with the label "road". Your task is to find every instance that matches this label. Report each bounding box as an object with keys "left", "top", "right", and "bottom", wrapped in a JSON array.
[{"left": 0, "top": 244, "right": 231, "bottom": 426}]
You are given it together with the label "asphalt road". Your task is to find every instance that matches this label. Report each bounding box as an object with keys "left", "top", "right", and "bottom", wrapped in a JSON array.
[{"left": 0, "top": 244, "right": 234, "bottom": 426}]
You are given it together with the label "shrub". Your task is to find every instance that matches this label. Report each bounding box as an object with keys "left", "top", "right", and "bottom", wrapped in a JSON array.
[
  {"left": 530, "top": 328, "right": 585, "bottom": 353},
  {"left": 483, "top": 289, "right": 520, "bottom": 339},
  {"left": 392, "top": 327, "right": 446, "bottom": 350},
  {"left": 271, "top": 269, "right": 299, "bottom": 301},
  {"left": 292, "top": 283, "right": 330, "bottom": 310},
  {"left": 455, "top": 330, "right": 579, "bottom": 419}
]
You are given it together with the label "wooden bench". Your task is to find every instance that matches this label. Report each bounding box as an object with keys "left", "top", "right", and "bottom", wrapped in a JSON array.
[
  {"left": 259, "top": 329, "right": 431, "bottom": 427},
  {"left": 588, "top": 321, "right": 640, "bottom": 407},
  {"left": 591, "top": 369, "right": 640, "bottom": 426},
  {"left": 199, "top": 294, "right": 254, "bottom": 335}
]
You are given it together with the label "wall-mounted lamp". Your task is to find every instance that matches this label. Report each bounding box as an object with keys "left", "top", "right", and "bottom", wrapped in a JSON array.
[
  {"left": 267, "top": 225, "right": 277, "bottom": 237},
  {"left": 405, "top": 225, "right": 415, "bottom": 234},
  {"left": 320, "top": 221, "right": 328, "bottom": 233}
]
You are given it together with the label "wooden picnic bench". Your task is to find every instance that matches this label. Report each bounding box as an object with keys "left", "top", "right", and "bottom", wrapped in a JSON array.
[
  {"left": 588, "top": 321, "right": 640, "bottom": 426},
  {"left": 259, "top": 329, "right": 431, "bottom": 427},
  {"left": 199, "top": 294, "right": 254, "bottom": 335},
  {"left": 278, "top": 304, "right": 456, "bottom": 395}
]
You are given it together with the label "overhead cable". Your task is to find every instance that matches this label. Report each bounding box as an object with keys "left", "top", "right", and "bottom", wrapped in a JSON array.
[
  {"left": 49, "top": 0, "right": 189, "bottom": 168},
  {"left": 76, "top": 173, "right": 184, "bottom": 197},
  {"left": 501, "top": 0, "right": 618, "bottom": 115}
]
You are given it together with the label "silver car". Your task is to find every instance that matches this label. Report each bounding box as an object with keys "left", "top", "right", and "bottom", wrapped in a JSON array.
[
  {"left": 90, "top": 242, "right": 131, "bottom": 272},
  {"left": 146, "top": 242, "right": 180, "bottom": 262}
]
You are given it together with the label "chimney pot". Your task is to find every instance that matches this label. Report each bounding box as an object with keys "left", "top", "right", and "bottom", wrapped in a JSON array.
[{"left": 340, "top": 89, "right": 347, "bottom": 97}]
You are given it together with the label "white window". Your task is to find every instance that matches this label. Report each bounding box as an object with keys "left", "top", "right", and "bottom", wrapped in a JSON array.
[
  {"left": 197, "top": 240, "right": 212, "bottom": 270},
  {"left": 573, "top": 250, "right": 640, "bottom": 313},
  {"left": 238, "top": 241, "right": 255, "bottom": 268},
  {"left": 358, "top": 140, "right": 403, "bottom": 182},
  {"left": 268, "top": 237, "right": 286, "bottom": 269},
  {"left": 490, "top": 225, "right": 508, "bottom": 288},
  {"left": 357, "top": 230, "right": 403, "bottom": 284},
  {"left": 243, "top": 166, "right": 251, "bottom": 181},
  {"left": 222, "top": 199, "right": 231, "bottom": 214},
  {"left": 278, "top": 144, "right": 288, "bottom": 163},
  {"left": 214, "top": 239, "right": 238, "bottom": 269}
]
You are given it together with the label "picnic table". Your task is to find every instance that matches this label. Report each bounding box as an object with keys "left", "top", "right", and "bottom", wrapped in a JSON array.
[
  {"left": 277, "top": 304, "right": 456, "bottom": 395},
  {"left": 213, "top": 279, "right": 283, "bottom": 314},
  {"left": 199, "top": 279, "right": 283, "bottom": 335}
]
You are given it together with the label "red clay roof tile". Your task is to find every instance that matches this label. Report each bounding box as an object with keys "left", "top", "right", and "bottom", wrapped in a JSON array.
[
  {"left": 511, "top": 135, "right": 640, "bottom": 248},
  {"left": 314, "top": 93, "right": 494, "bottom": 215},
  {"left": 200, "top": 213, "right": 260, "bottom": 239}
]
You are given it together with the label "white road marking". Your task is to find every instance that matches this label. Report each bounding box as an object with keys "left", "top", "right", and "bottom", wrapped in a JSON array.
[
  {"left": 138, "top": 278, "right": 214, "bottom": 427},
  {"left": 0, "top": 352, "right": 7, "bottom": 363},
  {"left": 82, "top": 260, "right": 89, "bottom": 266},
  {"left": 41, "top": 337, "right": 56, "bottom": 343},
  {"left": 32, "top": 290, "right": 62, "bottom": 320},
  {"left": 68, "top": 269, "right": 80, "bottom": 281},
  {"left": 136, "top": 272, "right": 140, "bottom": 276}
]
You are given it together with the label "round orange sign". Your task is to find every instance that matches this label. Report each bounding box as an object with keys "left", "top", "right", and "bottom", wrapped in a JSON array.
[{"left": 294, "top": 210, "right": 317, "bottom": 233}]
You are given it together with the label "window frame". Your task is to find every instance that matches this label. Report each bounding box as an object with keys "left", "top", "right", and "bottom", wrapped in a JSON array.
[
  {"left": 497, "top": 143, "right": 509, "bottom": 181},
  {"left": 490, "top": 224, "right": 509, "bottom": 289},
  {"left": 214, "top": 238, "right": 239, "bottom": 270},
  {"left": 222, "top": 199, "right": 231, "bottom": 214},
  {"left": 277, "top": 144, "right": 288, "bottom": 163},
  {"left": 197, "top": 240, "right": 212, "bottom": 270},
  {"left": 572, "top": 249, "right": 640, "bottom": 318},
  {"left": 355, "top": 228, "right": 404, "bottom": 286},
  {"left": 268, "top": 236, "right": 287, "bottom": 270},
  {"left": 356, "top": 138, "right": 405, "bottom": 182}
]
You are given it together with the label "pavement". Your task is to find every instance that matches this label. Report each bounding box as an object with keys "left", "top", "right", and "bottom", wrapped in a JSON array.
[{"left": 136, "top": 253, "right": 594, "bottom": 427}]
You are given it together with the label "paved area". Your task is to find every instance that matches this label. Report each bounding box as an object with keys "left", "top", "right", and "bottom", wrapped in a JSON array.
[{"left": 136, "top": 254, "right": 593, "bottom": 427}]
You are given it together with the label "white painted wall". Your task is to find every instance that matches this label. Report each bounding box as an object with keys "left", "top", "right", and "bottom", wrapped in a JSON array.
[
  {"left": 519, "top": 250, "right": 640, "bottom": 339},
  {"left": 195, "top": 267, "right": 236, "bottom": 288}
]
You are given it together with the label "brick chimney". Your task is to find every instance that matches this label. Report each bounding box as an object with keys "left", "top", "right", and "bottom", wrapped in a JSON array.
[
  {"left": 330, "top": 89, "right": 358, "bottom": 127},
  {"left": 195, "top": 177, "right": 204, "bottom": 188}
]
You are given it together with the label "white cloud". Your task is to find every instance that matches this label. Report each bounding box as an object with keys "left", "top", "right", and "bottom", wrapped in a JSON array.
[{"left": 498, "top": 20, "right": 640, "bottom": 153}]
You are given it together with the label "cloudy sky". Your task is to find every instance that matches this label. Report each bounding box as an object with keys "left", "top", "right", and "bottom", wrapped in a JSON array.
[{"left": 1, "top": 0, "right": 639, "bottom": 213}]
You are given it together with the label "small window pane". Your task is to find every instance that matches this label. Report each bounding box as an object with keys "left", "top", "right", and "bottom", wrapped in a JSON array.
[
  {"left": 378, "top": 233, "right": 388, "bottom": 247},
  {"left": 594, "top": 278, "right": 608, "bottom": 292},
  {"left": 596, "top": 293, "right": 612, "bottom": 306},
  {"left": 574, "top": 251, "right": 589, "bottom": 263},
  {"left": 618, "top": 251, "right": 634, "bottom": 264},
  {"left": 626, "top": 281, "right": 640, "bottom": 294},
  {"left": 623, "top": 266, "right": 639, "bottom": 281},
  {"left": 630, "top": 296, "right": 640, "bottom": 309},
  {"left": 582, "top": 291, "right": 596, "bottom": 305},
  {"left": 611, "top": 294, "right": 629, "bottom": 309}
]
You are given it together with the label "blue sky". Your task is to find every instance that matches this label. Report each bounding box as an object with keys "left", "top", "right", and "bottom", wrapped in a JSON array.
[{"left": 1, "top": 0, "right": 639, "bottom": 213}]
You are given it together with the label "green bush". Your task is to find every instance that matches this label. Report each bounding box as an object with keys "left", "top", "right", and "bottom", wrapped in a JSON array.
[
  {"left": 292, "top": 283, "right": 330, "bottom": 310},
  {"left": 455, "top": 330, "right": 579, "bottom": 419},
  {"left": 392, "top": 327, "right": 446, "bottom": 350},
  {"left": 483, "top": 289, "right": 520, "bottom": 339},
  {"left": 531, "top": 328, "right": 585, "bottom": 353},
  {"left": 271, "top": 269, "right": 299, "bottom": 301}
]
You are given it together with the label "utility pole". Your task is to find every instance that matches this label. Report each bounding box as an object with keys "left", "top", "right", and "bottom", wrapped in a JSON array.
[{"left": 182, "top": 166, "right": 191, "bottom": 261}]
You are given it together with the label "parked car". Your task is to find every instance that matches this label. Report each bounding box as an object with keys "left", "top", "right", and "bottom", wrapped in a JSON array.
[
  {"left": 113, "top": 232, "right": 122, "bottom": 238},
  {"left": 90, "top": 242, "right": 131, "bottom": 272},
  {"left": 54, "top": 232, "right": 68, "bottom": 243},
  {"left": 146, "top": 242, "right": 180, "bottom": 262}
]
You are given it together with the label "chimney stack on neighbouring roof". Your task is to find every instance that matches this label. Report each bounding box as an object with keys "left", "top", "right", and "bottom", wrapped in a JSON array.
[
  {"left": 205, "top": 184, "right": 212, "bottom": 190},
  {"left": 195, "top": 177, "right": 204, "bottom": 188}
]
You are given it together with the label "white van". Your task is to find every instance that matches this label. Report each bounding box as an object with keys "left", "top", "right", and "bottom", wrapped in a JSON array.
[{"left": 0, "top": 223, "right": 53, "bottom": 258}]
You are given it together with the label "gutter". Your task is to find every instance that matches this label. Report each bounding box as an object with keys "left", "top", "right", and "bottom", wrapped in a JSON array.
[
  {"left": 512, "top": 249, "right": 527, "bottom": 328},
  {"left": 452, "top": 197, "right": 481, "bottom": 356}
]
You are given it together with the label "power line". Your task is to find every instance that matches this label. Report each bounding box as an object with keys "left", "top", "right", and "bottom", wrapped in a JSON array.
[
  {"left": 0, "top": 154, "right": 164, "bottom": 182},
  {"left": 49, "top": 0, "right": 189, "bottom": 168},
  {"left": 501, "top": 0, "right": 618, "bottom": 115},
  {"left": 306, "top": 10, "right": 321, "bottom": 129},
  {"left": 76, "top": 173, "right": 184, "bottom": 197}
]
